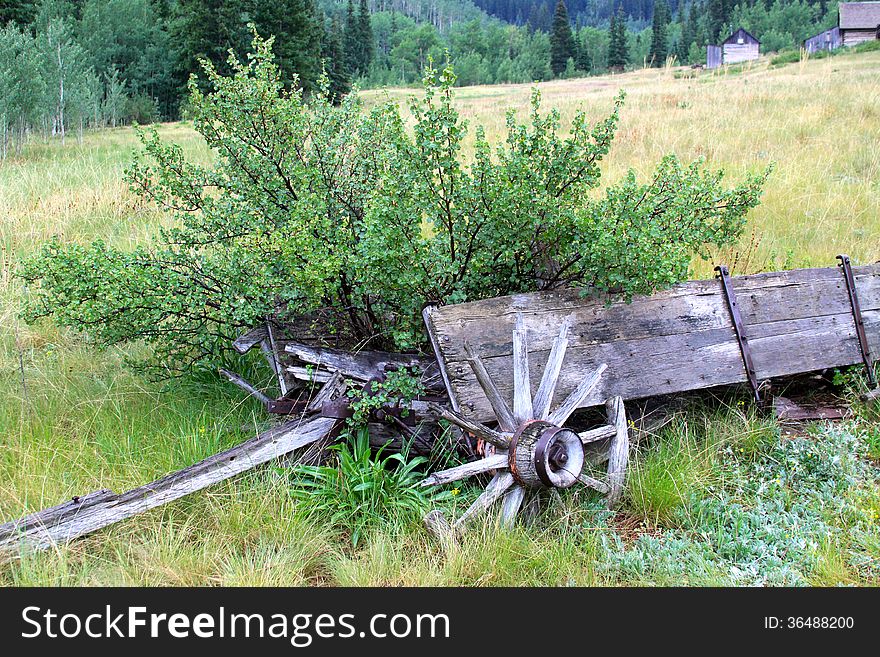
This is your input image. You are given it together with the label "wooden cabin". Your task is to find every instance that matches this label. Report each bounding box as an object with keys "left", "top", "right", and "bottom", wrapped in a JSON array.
[
  {"left": 804, "top": 27, "right": 842, "bottom": 53},
  {"left": 722, "top": 28, "right": 760, "bottom": 64},
  {"left": 839, "top": 2, "right": 880, "bottom": 47}
]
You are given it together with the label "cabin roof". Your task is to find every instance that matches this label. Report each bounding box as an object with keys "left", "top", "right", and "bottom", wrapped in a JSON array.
[
  {"left": 722, "top": 27, "right": 760, "bottom": 45},
  {"left": 839, "top": 2, "right": 880, "bottom": 29}
]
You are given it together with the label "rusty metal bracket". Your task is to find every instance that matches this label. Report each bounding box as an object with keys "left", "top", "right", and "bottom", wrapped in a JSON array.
[
  {"left": 837, "top": 254, "right": 877, "bottom": 387},
  {"left": 715, "top": 265, "right": 761, "bottom": 403}
]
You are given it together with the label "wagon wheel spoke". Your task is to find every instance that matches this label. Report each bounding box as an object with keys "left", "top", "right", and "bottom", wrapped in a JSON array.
[
  {"left": 577, "top": 473, "right": 610, "bottom": 494},
  {"left": 464, "top": 342, "right": 517, "bottom": 432},
  {"left": 427, "top": 402, "right": 510, "bottom": 449},
  {"left": 605, "top": 395, "right": 630, "bottom": 508},
  {"left": 512, "top": 314, "right": 533, "bottom": 424},
  {"left": 453, "top": 472, "right": 515, "bottom": 531},
  {"left": 532, "top": 317, "right": 572, "bottom": 421},
  {"left": 422, "top": 318, "right": 623, "bottom": 542},
  {"left": 499, "top": 484, "right": 525, "bottom": 529},
  {"left": 420, "top": 454, "right": 508, "bottom": 487},
  {"left": 547, "top": 363, "right": 608, "bottom": 426}
]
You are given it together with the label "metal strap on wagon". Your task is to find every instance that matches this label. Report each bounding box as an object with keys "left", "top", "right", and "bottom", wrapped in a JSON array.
[
  {"left": 837, "top": 254, "right": 877, "bottom": 387},
  {"left": 715, "top": 265, "right": 762, "bottom": 403}
]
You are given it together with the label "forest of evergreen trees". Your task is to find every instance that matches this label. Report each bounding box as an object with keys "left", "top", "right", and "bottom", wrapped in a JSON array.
[{"left": 0, "top": 0, "right": 844, "bottom": 157}]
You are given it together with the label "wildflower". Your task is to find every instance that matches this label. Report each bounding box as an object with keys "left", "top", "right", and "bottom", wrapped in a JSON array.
[{"left": 451, "top": 488, "right": 460, "bottom": 496}]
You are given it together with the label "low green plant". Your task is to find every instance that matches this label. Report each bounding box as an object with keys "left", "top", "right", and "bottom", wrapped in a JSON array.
[
  {"left": 288, "top": 427, "right": 448, "bottom": 546},
  {"left": 604, "top": 422, "right": 880, "bottom": 585},
  {"left": 625, "top": 419, "right": 718, "bottom": 527},
  {"left": 346, "top": 369, "right": 424, "bottom": 428}
]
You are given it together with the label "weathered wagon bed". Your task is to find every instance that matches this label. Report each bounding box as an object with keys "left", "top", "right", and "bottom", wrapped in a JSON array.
[
  {"left": 2, "top": 257, "right": 878, "bottom": 556},
  {"left": 425, "top": 260, "right": 880, "bottom": 423}
]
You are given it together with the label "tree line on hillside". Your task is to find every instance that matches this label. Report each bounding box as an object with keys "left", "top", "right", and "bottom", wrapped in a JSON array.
[
  {"left": 0, "top": 0, "right": 844, "bottom": 156},
  {"left": 0, "top": 0, "right": 361, "bottom": 158}
]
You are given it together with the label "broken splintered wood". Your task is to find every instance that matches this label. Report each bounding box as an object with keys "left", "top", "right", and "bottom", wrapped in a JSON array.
[
  {"left": 286, "top": 365, "right": 333, "bottom": 383},
  {"left": 427, "top": 402, "right": 510, "bottom": 449},
  {"left": 218, "top": 368, "right": 273, "bottom": 407},
  {"left": 284, "top": 342, "right": 442, "bottom": 392},
  {"left": 0, "top": 414, "right": 339, "bottom": 558}
]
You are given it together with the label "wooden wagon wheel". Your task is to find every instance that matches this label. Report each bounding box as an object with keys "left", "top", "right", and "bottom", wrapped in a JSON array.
[{"left": 422, "top": 316, "right": 630, "bottom": 539}]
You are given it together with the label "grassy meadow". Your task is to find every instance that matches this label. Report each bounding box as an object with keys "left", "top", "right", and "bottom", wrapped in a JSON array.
[{"left": 1, "top": 50, "right": 879, "bottom": 586}]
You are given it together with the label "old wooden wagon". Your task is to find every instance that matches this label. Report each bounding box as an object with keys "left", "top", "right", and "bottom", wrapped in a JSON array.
[{"left": 2, "top": 255, "right": 879, "bottom": 555}]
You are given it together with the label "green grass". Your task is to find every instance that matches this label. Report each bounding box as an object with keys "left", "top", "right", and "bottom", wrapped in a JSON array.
[{"left": 2, "top": 50, "right": 880, "bottom": 586}]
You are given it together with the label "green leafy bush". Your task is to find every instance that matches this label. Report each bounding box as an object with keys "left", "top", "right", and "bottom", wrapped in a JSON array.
[
  {"left": 20, "top": 32, "right": 768, "bottom": 373},
  {"left": 288, "top": 427, "right": 447, "bottom": 546}
]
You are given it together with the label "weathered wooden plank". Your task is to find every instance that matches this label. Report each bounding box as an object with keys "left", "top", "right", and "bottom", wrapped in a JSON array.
[
  {"left": 605, "top": 396, "right": 629, "bottom": 508},
  {"left": 284, "top": 341, "right": 443, "bottom": 392},
  {"left": 0, "top": 415, "right": 338, "bottom": 557},
  {"left": 0, "top": 489, "right": 116, "bottom": 542},
  {"left": 232, "top": 325, "right": 268, "bottom": 353},
  {"left": 433, "top": 266, "right": 880, "bottom": 362},
  {"left": 427, "top": 264, "right": 880, "bottom": 422},
  {"left": 420, "top": 454, "right": 509, "bottom": 487}
]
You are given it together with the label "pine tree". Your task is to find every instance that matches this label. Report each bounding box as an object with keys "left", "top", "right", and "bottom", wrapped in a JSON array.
[
  {"left": 321, "top": 15, "right": 350, "bottom": 102},
  {"left": 357, "top": 0, "right": 373, "bottom": 73},
  {"left": 677, "top": 0, "right": 692, "bottom": 62},
  {"left": 248, "top": 0, "right": 323, "bottom": 91},
  {"left": 0, "top": 0, "right": 38, "bottom": 25},
  {"left": 172, "top": 0, "right": 248, "bottom": 88},
  {"left": 707, "top": 0, "right": 725, "bottom": 42},
  {"left": 549, "top": 0, "right": 576, "bottom": 77},
  {"left": 608, "top": 6, "right": 628, "bottom": 70},
  {"left": 343, "top": 0, "right": 358, "bottom": 75},
  {"left": 648, "top": 0, "right": 668, "bottom": 67}
]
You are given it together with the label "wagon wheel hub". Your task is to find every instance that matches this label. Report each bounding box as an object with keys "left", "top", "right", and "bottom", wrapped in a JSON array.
[{"left": 509, "top": 421, "right": 584, "bottom": 489}]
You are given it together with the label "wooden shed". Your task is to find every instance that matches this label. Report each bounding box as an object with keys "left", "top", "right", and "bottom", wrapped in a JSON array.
[
  {"left": 839, "top": 2, "right": 880, "bottom": 47},
  {"left": 722, "top": 28, "right": 760, "bottom": 64},
  {"left": 804, "top": 26, "right": 842, "bottom": 53},
  {"left": 706, "top": 44, "right": 722, "bottom": 69}
]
